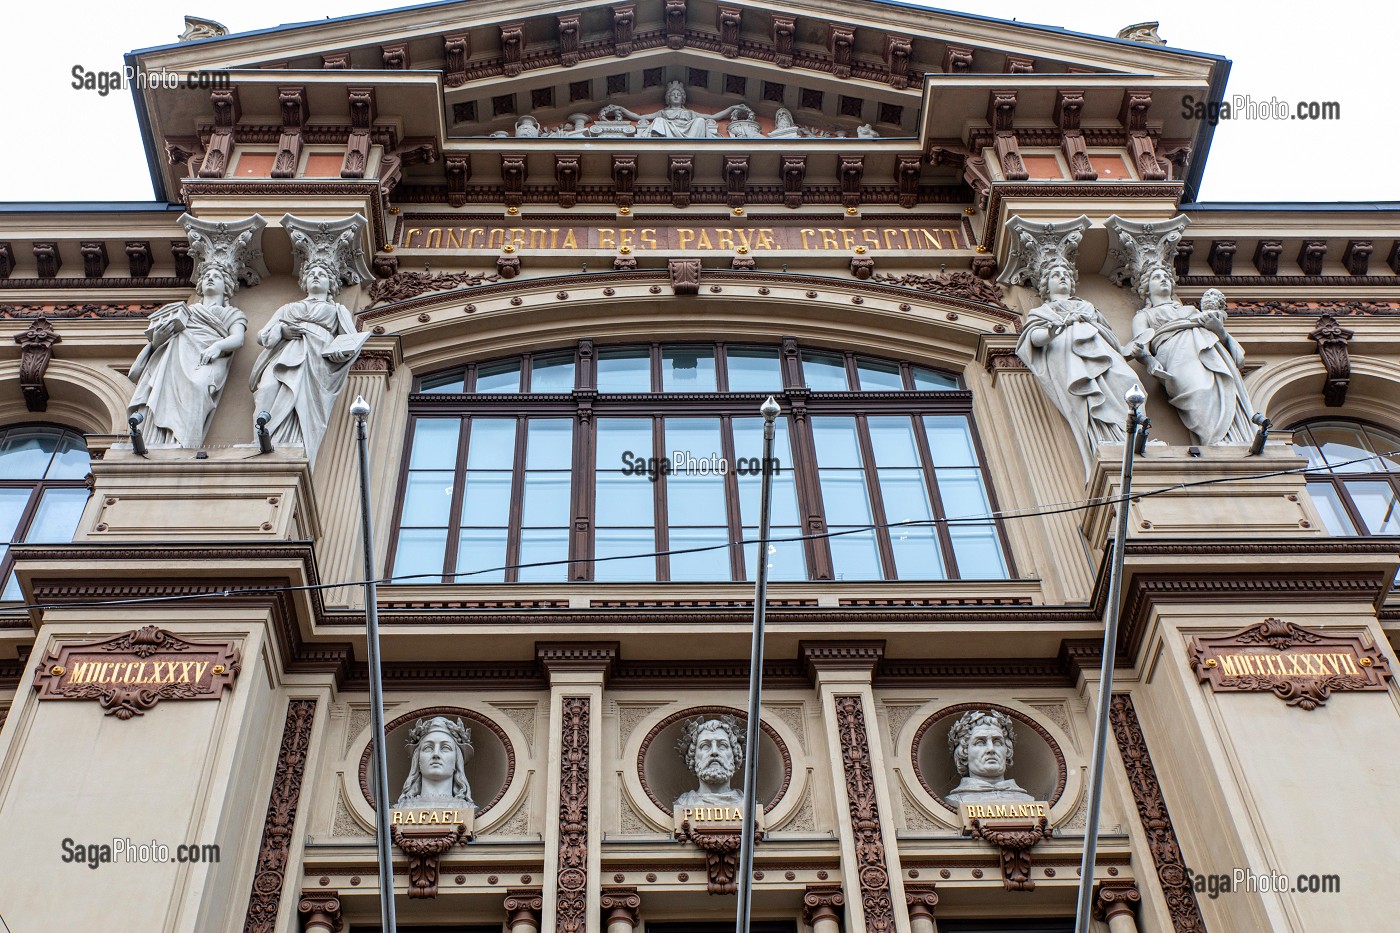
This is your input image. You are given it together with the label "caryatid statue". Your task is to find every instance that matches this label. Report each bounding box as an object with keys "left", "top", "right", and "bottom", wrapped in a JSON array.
[
  {"left": 393, "top": 715, "right": 475, "bottom": 810},
  {"left": 127, "top": 213, "right": 267, "bottom": 449},
  {"left": 1001, "top": 216, "right": 1145, "bottom": 470},
  {"left": 1104, "top": 215, "right": 1260, "bottom": 445},
  {"left": 673, "top": 715, "right": 746, "bottom": 808},
  {"left": 944, "top": 709, "right": 1035, "bottom": 807},
  {"left": 249, "top": 213, "right": 371, "bottom": 466}
]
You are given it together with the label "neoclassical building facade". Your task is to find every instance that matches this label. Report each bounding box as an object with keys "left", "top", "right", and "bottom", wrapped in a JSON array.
[{"left": 0, "top": 3, "right": 1395, "bottom": 932}]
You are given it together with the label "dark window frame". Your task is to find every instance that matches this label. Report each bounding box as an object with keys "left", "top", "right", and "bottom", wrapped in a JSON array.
[
  {"left": 0, "top": 423, "right": 93, "bottom": 600},
  {"left": 1293, "top": 417, "right": 1400, "bottom": 537}
]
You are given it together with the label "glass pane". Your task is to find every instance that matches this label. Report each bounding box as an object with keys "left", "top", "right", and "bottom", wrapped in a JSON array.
[
  {"left": 594, "top": 528, "right": 656, "bottom": 581},
  {"left": 1307, "top": 423, "right": 1377, "bottom": 473},
  {"left": 526, "top": 419, "right": 573, "bottom": 470},
  {"left": 1346, "top": 480, "right": 1400, "bottom": 534},
  {"left": 475, "top": 359, "right": 522, "bottom": 393},
  {"left": 829, "top": 528, "right": 883, "bottom": 580},
  {"left": 392, "top": 528, "right": 447, "bottom": 579},
  {"left": 867, "top": 416, "right": 921, "bottom": 467},
  {"left": 47, "top": 434, "right": 90, "bottom": 480},
  {"left": 530, "top": 352, "right": 575, "bottom": 392},
  {"left": 667, "top": 473, "right": 727, "bottom": 525},
  {"left": 732, "top": 416, "right": 793, "bottom": 470},
  {"left": 937, "top": 469, "right": 993, "bottom": 520},
  {"left": 0, "top": 428, "right": 58, "bottom": 479},
  {"left": 455, "top": 528, "right": 508, "bottom": 582},
  {"left": 0, "top": 570, "right": 18, "bottom": 602},
  {"left": 743, "top": 528, "right": 806, "bottom": 581},
  {"left": 738, "top": 473, "right": 800, "bottom": 527},
  {"left": 878, "top": 469, "right": 934, "bottom": 523},
  {"left": 1361, "top": 425, "right": 1400, "bottom": 471},
  {"left": 801, "top": 351, "right": 849, "bottom": 390},
  {"left": 402, "top": 471, "right": 455, "bottom": 526},
  {"left": 662, "top": 347, "right": 716, "bottom": 391},
  {"left": 950, "top": 524, "right": 1007, "bottom": 578},
  {"left": 521, "top": 473, "right": 571, "bottom": 526},
  {"left": 518, "top": 528, "right": 569, "bottom": 582},
  {"left": 461, "top": 472, "right": 513, "bottom": 526},
  {"left": 466, "top": 419, "right": 518, "bottom": 469},
  {"left": 665, "top": 418, "right": 723, "bottom": 463},
  {"left": 408, "top": 419, "right": 461, "bottom": 470},
  {"left": 923, "top": 416, "right": 979, "bottom": 467},
  {"left": 667, "top": 527, "right": 732, "bottom": 581},
  {"left": 820, "top": 471, "right": 873, "bottom": 525},
  {"left": 725, "top": 347, "right": 782, "bottom": 391},
  {"left": 890, "top": 526, "right": 946, "bottom": 580},
  {"left": 0, "top": 488, "right": 32, "bottom": 542},
  {"left": 419, "top": 370, "right": 466, "bottom": 393},
  {"left": 1292, "top": 428, "right": 1330, "bottom": 471},
  {"left": 911, "top": 366, "right": 959, "bottom": 391},
  {"left": 811, "top": 417, "right": 863, "bottom": 468},
  {"left": 24, "top": 488, "right": 89, "bottom": 542},
  {"left": 1305, "top": 482, "right": 1355, "bottom": 535},
  {"left": 855, "top": 357, "right": 903, "bottom": 391},
  {"left": 597, "top": 348, "right": 653, "bottom": 392},
  {"left": 595, "top": 472, "right": 655, "bottom": 526},
  {"left": 596, "top": 419, "right": 652, "bottom": 468}
]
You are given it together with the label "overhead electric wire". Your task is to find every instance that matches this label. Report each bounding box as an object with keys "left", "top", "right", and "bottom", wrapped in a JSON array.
[{"left": 6, "top": 446, "right": 1397, "bottom": 614}]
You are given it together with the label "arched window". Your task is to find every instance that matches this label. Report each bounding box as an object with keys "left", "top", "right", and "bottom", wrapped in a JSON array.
[
  {"left": 1292, "top": 419, "right": 1400, "bottom": 535},
  {"left": 391, "top": 340, "right": 1013, "bottom": 585},
  {"left": 0, "top": 425, "right": 92, "bottom": 600}
]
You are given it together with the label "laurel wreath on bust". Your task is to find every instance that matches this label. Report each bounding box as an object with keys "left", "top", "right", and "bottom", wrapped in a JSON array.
[{"left": 407, "top": 715, "right": 473, "bottom": 754}]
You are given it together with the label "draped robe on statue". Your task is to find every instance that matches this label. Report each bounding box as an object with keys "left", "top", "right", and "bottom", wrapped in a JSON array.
[
  {"left": 1134, "top": 301, "right": 1254, "bottom": 445},
  {"left": 1015, "top": 297, "right": 1139, "bottom": 468},
  {"left": 128, "top": 300, "right": 247, "bottom": 448},
  {"left": 248, "top": 297, "right": 368, "bottom": 466}
]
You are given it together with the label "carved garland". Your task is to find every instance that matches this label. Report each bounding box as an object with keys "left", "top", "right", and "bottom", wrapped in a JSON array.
[
  {"left": 634, "top": 704, "right": 791, "bottom": 814},
  {"left": 555, "top": 696, "right": 591, "bottom": 933},
  {"left": 357, "top": 705, "right": 515, "bottom": 814},
  {"left": 243, "top": 699, "right": 318, "bottom": 933},
  {"left": 834, "top": 695, "right": 896, "bottom": 933},
  {"left": 1109, "top": 694, "right": 1208, "bottom": 933},
  {"left": 911, "top": 702, "right": 1067, "bottom": 812}
]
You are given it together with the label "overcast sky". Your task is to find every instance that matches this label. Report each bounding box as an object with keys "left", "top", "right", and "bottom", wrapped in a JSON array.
[{"left": 1, "top": 0, "right": 1388, "bottom": 205}]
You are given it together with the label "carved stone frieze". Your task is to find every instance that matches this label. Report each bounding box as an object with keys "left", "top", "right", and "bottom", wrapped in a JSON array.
[
  {"left": 834, "top": 696, "right": 896, "bottom": 933},
  {"left": 869, "top": 270, "right": 1007, "bottom": 308},
  {"left": 14, "top": 317, "right": 60, "bottom": 412},
  {"left": 1310, "top": 314, "right": 1354, "bottom": 406},
  {"left": 243, "top": 699, "right": 317, "bottom": 933},
  {"left": 366, "top": 269, "right": 501, "bottom": 305},
  {"left": 555, "top": 696, "right": 591, "bottom": 933}
]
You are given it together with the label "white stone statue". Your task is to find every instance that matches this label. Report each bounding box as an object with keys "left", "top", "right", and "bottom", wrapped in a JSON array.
[
  {"left": 944, "top": 710, "right": 1034, "bottom": 807},
  {"left": 249, "top": 213, "right": 371, "bottom": 466},
  {"left": 673, "top": 715, "right": 745, "bottom": 809},
  {"left": 128, "top": 213, "right": 266, "bottom": 449},
  {"left": 1002, "top": 216, "right": 1144, "bottom": 468},
  {"left": 394, "top": 715, "right": 475, "bottom": 810},
  {"left": 768, "top": 107, "right": 800, "bottom": 138},
  {"left": 1105, "top": 215, "right": 1259, "bottom": 445},
  {"left": 613, "top": 81, "right": 748, "bottom": 139}
]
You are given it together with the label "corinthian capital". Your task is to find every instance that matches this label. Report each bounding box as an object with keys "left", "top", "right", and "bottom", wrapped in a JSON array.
[{"left": 1101, "top": 214, "right": 1191, "bottom": 298}]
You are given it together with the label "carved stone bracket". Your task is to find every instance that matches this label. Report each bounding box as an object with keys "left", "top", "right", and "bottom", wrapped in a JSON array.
[
  {"left": 14, "top": 317, "right": 60, "bottom": 411},
  {"left": 392, "top": 822, "right": 470, "bottom": 898},
  {"left": 987, "top": 91, "right": 1028, "bottom": 180},
  {"left": 443, "top": 34, "right": 469, "bottom": 86},
  {"left": 80, "top": 241, "right": 109, "bottom": 278},
  {"left": 1310, "top": 314, "right": 1354, "bottom": 407},
  {"left": 445, "top": 155, "right": 471, "bottom": 208},
  {"left": 838, "top": 155, "right": 864, "bottom": 210},
  {"left": 850, "top": 254, "right": 875, "bottom": 279},
  {"left": 126, "top": 241, "right": 153, "bottom": 278},
  {"left": 0, "top": 242, "right": 13, "bottom": 279},
  {"left": 200, "top": 87, "right": 239, "bottom": 178},
  {"left": 1253, "top": 239, "right": 1282, "bottom": 275},
  {"left": 297, "top": 893, "right": 343, "bottom": 933},
  {"left": 1120, "top": 91, "right": 1167, "bottom": 180},
  {"left": 1093, "top": 879, "right": 1141, "bottom": 924},
  {"left": 885, "top": 35, "right": 913, "bottom": 88},
  {"left": 1207, "top": 239, "right": 1236, "bottom": 276},
  {"left": 613, "top": 154, "right": 638, "bottom": 209},
  {"left": 1054, "top": 90, "right": 1095, "bottom": 180},
  {"left": 969, "top": 815, "right": 1051, "bottom": 890},
  {"left": 500, "top": 23, "right": 526, "bottom": 77},
  {"left": 273, "top": 86, "right": 308, "bottom": 178},
  {"left": 1343, "top": 240, "right": 1373, "bottom": 276},
  {"left": 772, "top": 15, "right": 796, "bottom": 67},
  {"left": 669, "top": 258, "right": 701, "bottom": 295},
  {"left": 717, "top": 7, "right": 742, "bottom": 58},
  {"left": 782, "top": 156, "right": 806, "bottom": 208},
  {"left": 669, "top": 155, "right": 694, "bottom": 209},
  {"left": 558, "top": 14, "right": 581, "bottom": 66},
  {"left": 556, "top": 153, "right": 581, "bottom": 208},
  {"left": 601, "top": 886, "right": 642, "bottom": 926},
  {"left": 613, "top": 6, "right": 635, "bottom": 57},
  {"left": 342, "top": 86, "right": 376, "bottom": 178},
  {"left": 829, "top": 25, "right": 855, "bottom": 78},
  {"left": 1298, "top": 239, "right": 1328, "bottom": 276},
  {"left": 665, "top": 0, "right": 687, "bottom": 49},
  {"left": 678, "top": 821, "right": 754, "bottom": 894}
]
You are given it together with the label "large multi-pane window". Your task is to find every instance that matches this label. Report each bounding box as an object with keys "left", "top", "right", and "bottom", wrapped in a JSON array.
[
  {"left": 391, "top": 342, "right": 1012, "bottom": 584},
  {"left": 1294, "top": 420, "right": 1400, "bottom": 536},
  {"left": 0, "top": 425, "right": 92, "bottom": 601}
]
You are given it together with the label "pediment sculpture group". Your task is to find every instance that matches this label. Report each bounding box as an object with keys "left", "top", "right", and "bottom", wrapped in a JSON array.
[
  {"left": 126, "top": 212, "right": 372, "bottom": 466},
  {"left": 1000, "top": 214, "right": 1261, "bottom": 470}
]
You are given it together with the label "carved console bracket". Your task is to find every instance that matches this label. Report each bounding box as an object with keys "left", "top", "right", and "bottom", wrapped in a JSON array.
[
  {"left": 679, "top": 822, "right": 757, "bottom": 894},
  {"left": 669, "top": 258, "right": 701, "bottom": 295},
  {"left": 392, "top": 822, "right": 470, "bottom": 898},
  {"left": 1309, "top": 314, "right": 1354, "bottom": 406},
  {"left": 969, "top": 815, "right": 1051, "bottom": 890},
  {"left": 14, "top": 317, "right": 60, "bottom": 411}
]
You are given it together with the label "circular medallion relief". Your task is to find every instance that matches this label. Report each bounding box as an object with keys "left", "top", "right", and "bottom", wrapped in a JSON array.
[
  {"left": 912, "top": 702, "right": 1065, "bottom": 813},
  {"left": 636, "top": 705, "right": 790, "bottom": 814},
  {"left": 358, "top": 705, "right": 515, "bottom": 814}
]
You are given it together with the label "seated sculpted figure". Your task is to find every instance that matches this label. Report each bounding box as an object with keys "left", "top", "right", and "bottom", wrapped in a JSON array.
[
  {"left": 673, "top": 716, "right": 745, "bottom": 808},
  {"left": 944, "top": 710, "right": 1034, "bottom": 807},
  {"left": 1015, "top": 259, "right": 1144, "bottom": 466},
  {"left": 614, "top": 81, "right": 747, "bottom": 139},
  {"left": 1132, "top": 275, "right": 1257, "bottom": 445},
  {"left": 128, "top": 261, "right": 247, "bottom": 449},
  {"left": 393, "top": 716, "right": 475, "bottom": 810}
]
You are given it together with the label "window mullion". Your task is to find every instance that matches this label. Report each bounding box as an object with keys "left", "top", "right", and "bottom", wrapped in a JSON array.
[
  {"left": 719, "top": 414, "right": 745, "bottom": 580},
  {"left": 912, "top": 414, "right": 961, "bottom": 578},
  {"left": 503, "top": 418, "right": 529, "bottom": 583},
  {"left": 442, "top": 416, "right": 472, "bottom": 584},
  {"left": 790, "top": 405, "right": 833, "bottom": 580},
  {"left": 653, "top": 415, "right": 669, "bottom": 581},
  {"left": 570, "top": 405, "right": 595, "bottom": 581},
  {"left": 854, "top": 414, "right": 898, "bottom": 580}
]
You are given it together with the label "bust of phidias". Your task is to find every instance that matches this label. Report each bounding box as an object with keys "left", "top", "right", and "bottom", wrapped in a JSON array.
[
  {"left": 673, "top": 715, "right": 745, "bottom": 808},
  {"left": 944, "top": 710, "right": 1034, "bottom": 807},
  {"left": 393, "top": 715, "right": 475, "bottom": 810}
]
